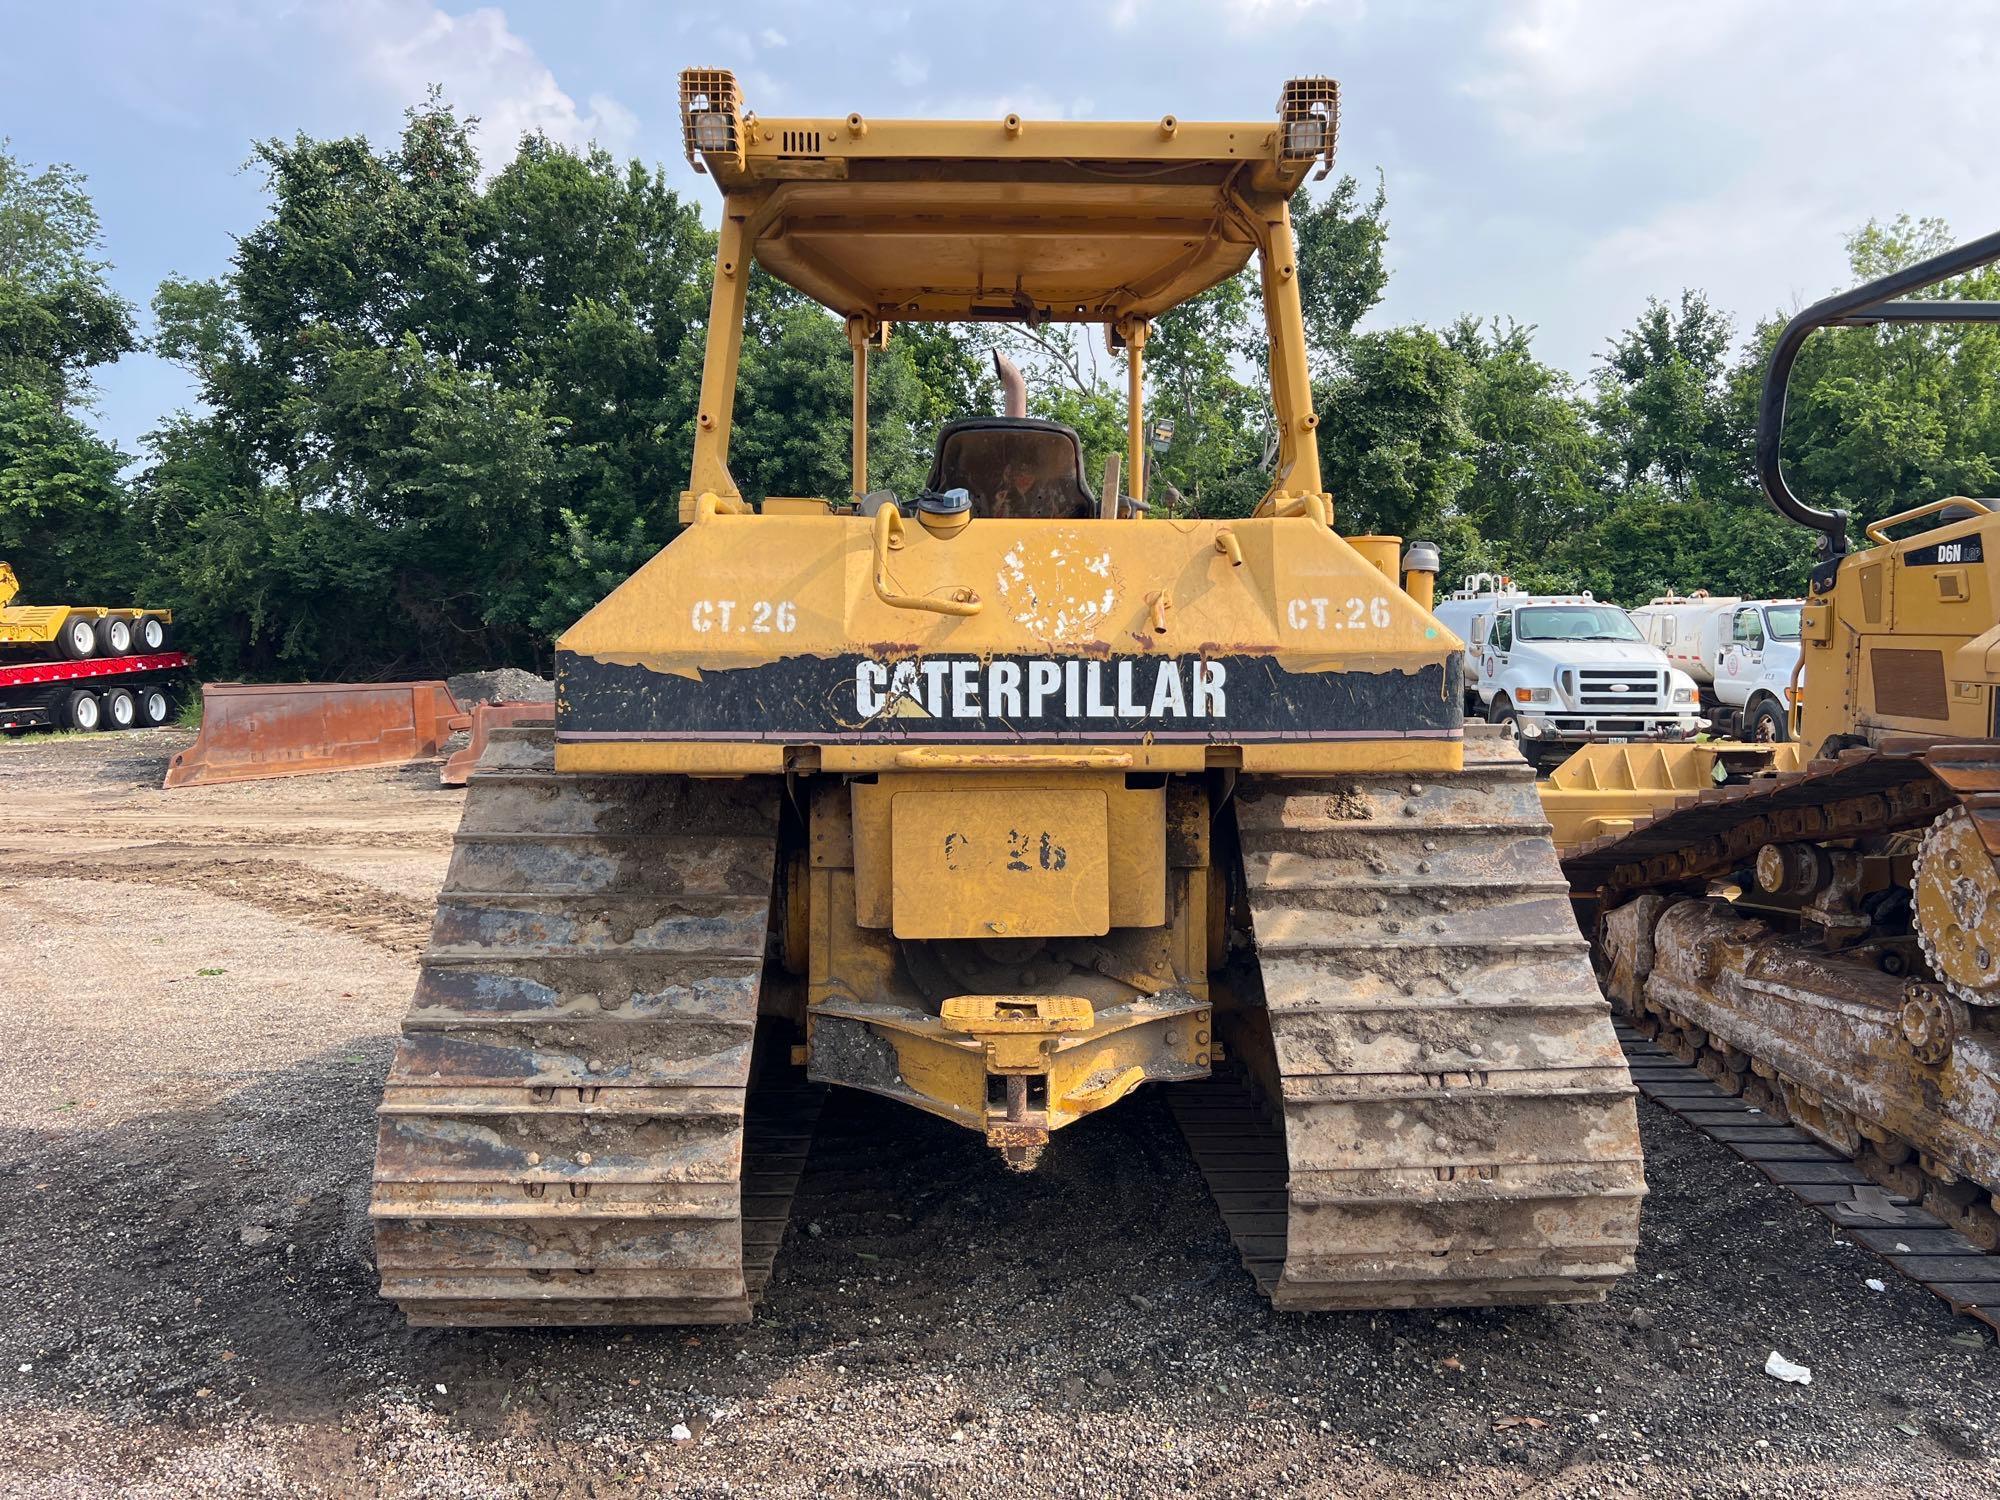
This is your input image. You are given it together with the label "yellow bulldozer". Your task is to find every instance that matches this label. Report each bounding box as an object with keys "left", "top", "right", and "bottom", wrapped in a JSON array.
[
  {"left": 1565, "top": 229, "right": 2000, "bottom": 1252},
  {"left": 369, "top": 72, "right": 1644, "bottom": 1326}
]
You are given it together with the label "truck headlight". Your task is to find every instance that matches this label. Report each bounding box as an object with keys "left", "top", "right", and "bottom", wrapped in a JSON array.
[
  {"left": 1515, "top": 687, "right": 1543, "bottom": 703},
  {"left": 1672, "top": 686, "right": 1696, "bottom": 705}
]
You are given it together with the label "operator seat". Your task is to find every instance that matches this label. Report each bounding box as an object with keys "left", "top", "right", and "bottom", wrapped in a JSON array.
[{"left": 927, "top": 418, "right": 1097, "bottom": 520}]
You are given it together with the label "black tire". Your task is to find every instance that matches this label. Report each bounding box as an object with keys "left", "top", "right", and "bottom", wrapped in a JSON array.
[
  {"left": 101, "top": 687, "right": 137, "bottom": 730},
  {"left": 134, "top": 685, "right": 173, "bottom": 726},
  {"left": 56, "top": 615, "right": 98, "bottom": 661},
  {"left": 135, "top": 614, "right": 169, "bottom": 653},
  {"left": 1747, "top": 698, "right": 1789, "bottom": 743},
  {"left": 102, "top": 617, "right": 135, "bottom": 655},
  {"left": 1487, "top": 698, "right": 1544, "bottom": 770},
  {"left": 63, "top": 689, "right": 104, "bottom": 732}
]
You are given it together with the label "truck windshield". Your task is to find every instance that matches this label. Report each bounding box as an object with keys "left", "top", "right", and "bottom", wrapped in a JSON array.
[
  {"left": 1513, "top": 606, "right": 1644, "bottom": 643},
  {"left": 1764, "top": 606, "right": 1802, "bottom": 641}
]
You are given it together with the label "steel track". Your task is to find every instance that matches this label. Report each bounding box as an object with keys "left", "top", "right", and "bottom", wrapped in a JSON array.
[
  {"left": 1619, "top": 1022, "right": 1999, "bottom": 1334},
  {"left": 1565, "top": 739, "right": 2000, "bottom": 1256},
  {"left": 1172, "top": 733, "right": 1645, "bottom": 1310},
  {"left": 370, "top": 725, "right": 820, "bottom": 1326}
]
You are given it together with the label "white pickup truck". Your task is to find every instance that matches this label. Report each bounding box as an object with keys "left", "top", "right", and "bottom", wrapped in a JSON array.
[
  {"left": 1630, "top": 595, "right": 1804, "bottom": 741},
  {"left": 1437, "top": 590, "right": 1701, "bottom": 767}
]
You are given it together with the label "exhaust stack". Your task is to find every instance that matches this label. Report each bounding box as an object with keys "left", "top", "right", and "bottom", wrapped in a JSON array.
[{"left": 993, "top": 351, "right": 1027, "bottom": 418}]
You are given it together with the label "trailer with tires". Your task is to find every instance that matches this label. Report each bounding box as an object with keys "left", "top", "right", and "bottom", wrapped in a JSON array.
[
  {"left": 0, "top": 651, "right": 191, "bottom": 733},
  {"left": 1, "top": 561, "right": 187, "bottom": 732},
  {"left": 0, "top": 561, "right": 174, "bottom": 661}
]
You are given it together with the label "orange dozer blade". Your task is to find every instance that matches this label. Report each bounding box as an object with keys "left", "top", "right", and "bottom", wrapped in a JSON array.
[
  {"left": 164, "top": 681, "right": 468, "bottom": 789},
  {"left": 439, "top": 700, "right": 553, "bottom": 786}
]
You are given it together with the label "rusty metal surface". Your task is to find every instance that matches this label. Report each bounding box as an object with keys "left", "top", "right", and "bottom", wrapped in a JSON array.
[
  {"left": 1174, "top": 731, "right": 1645, "bottom": 1310},
  {"left": 1916, "top": 803, "right": 2000, "bottom": 1008},
  {"left": 1613, "top": 899, "right": 2000, "bottom": 1222},
  {"left": 370, "top": 724, "right": 821, "bottom": 1327},
  {"left": 1617, "top": 1024, "right": 1999, "bottom": 1334},
  {"left": 439, "top": 701, "right": 552, "bottom": 787},
  {"left": 1560, "top": 743, "right": 1980, "bottom": 899},
  {"left": 165, "top": 680, "right": 469, "bottom": 789},
  {"left": 1568, "top": 735, "right": 2000, "bottom": 1262}
]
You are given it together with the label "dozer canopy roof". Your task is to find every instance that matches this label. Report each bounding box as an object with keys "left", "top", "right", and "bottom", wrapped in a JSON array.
[{"left": 679, "top": 70, "right": 1337, "bottom": 324}]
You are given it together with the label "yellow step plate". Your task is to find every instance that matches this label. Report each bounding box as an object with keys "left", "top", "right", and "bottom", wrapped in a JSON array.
[{"left": 890, "top": 789, "right": 1109, "bottom": 939}]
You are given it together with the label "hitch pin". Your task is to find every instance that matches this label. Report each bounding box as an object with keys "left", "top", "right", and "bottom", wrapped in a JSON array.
[{"left": 1214, "top": 530, "right": 1243, "bottom": 567}]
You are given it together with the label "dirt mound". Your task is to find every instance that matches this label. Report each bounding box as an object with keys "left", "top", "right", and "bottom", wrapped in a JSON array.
[{"left": 446, "top": 667, "right": 554, "bottom": 706}]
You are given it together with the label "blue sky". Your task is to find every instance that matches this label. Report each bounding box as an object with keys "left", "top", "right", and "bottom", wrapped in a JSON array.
[{"left": 6, "top": 0, "right": 1998, "bottom": 456}]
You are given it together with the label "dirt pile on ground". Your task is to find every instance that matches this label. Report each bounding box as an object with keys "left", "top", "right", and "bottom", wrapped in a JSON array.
[{"left": 446, "top": 668, "right": 554, "bottom": 707}]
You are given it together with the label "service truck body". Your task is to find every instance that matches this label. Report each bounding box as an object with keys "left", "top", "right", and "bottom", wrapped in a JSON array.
[{"left": 1631, "top": 595, "right": 1804, "bottom": 740}]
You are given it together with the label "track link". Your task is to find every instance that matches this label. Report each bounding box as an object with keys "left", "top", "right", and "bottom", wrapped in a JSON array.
[
  {"left": 370, "top": 725, "right": 819, "bottom": 1326},
  {"left": 1618, "top": 1022, "right": 1999, "bottom": 1333},
  {"left": 1174, "top": 733, "right": 1645, "bottom": 1310}
]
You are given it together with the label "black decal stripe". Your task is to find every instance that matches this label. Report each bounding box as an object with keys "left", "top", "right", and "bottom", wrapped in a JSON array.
[
  {"left": 558, "top": 651, "right": 1462, "bottom": 743},
  {"left": 559, "top": 728, "right": 1464, "bottom": 743},
  {"left": 1905, "top": 538, "right": 1984, "bottom": 566}
]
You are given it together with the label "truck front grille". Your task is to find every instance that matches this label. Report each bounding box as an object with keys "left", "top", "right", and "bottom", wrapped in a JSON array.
[{"left": 1565, "top": 667, "right": 1667, "bottom": 712}]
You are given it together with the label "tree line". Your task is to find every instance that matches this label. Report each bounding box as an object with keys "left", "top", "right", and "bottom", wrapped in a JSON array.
[{"left": 3, "top": 102, "right": 1996, "bottom": 680}]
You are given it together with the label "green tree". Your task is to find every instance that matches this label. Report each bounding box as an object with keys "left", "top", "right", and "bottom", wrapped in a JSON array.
[
  {"left": 1593, "top": 289, "right": 1743, "bottom": 500},
  {"left": 1445, "top": 316, "right": 1606, "bottom": 561},
  {"left": 1292, "top": 174, "right": 1390, "bottom": 377},
  {"left": 140, "top": 101, "right": 718, "bottom": 675},
  {"left": 1316, "top": 326, "right": 1471, "bottom": 541},
  {"left": 0, "top": 146, "right": 137, "bottom": 606},
  {"left": 1740, "top": 214, "right": 2000, "bottom": 540},
  {"left": 0, "top": 385, "right": 139, "bottom": 598},
  {"left": 1146, "top": 273, "right": 1269, "bottom": 516},
  {"left": 0, "top": 145, "right": 137, "bottom": 408}
]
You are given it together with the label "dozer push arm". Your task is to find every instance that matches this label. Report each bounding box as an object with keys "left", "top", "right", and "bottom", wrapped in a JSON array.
[{"left": 1757, "top": 227, "right": 2000, "bottom": 566}]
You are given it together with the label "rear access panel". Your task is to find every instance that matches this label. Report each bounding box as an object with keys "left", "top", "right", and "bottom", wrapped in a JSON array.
[{"left": 889, "top": 789, "right": 1109, "bottom": 939}]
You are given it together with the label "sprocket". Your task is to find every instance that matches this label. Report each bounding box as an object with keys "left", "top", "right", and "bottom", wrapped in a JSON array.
[{"left": 1913, "top": 803, "right": 2000, "bottom": 1009}]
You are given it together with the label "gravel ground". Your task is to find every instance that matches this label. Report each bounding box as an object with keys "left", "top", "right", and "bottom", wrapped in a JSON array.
[
  {"left": 446, "top": 669, "right": 554, "bottom": 707},
  {"left": 0, "top": 730, "right": 1994, "bottom": 1498}
]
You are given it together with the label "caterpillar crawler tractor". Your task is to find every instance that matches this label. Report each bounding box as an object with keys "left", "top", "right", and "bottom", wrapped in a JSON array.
[
  {"left": 1565, "top": 230, "right": 2000, "bottom": 1252},
  {"left": 370, "top": 72, "right": 1644, "bottom": 1326}
]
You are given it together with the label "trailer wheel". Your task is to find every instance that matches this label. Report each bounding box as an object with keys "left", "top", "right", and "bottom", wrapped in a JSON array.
[
  {"left": 135, "top": 686, "right": 173, "bottom": 726},
  {"left": 102, "top": 617, "right": 135, "bottom": 655},
  {"left": 101, "top": 687, "right": 137, "bottom": 730},
  {"left": 63, "top": 689, "right": 103, "bottom": 732},
  {"left": 135, "top": 614, "right": 169, "bottom": 653},
  {"left": 57, "top": 616, "right": 98, "bottom": 661}
]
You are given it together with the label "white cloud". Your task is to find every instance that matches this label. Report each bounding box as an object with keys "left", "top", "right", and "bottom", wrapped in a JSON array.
[
  {"left": 1466, "top": 0, "right": 1755, "bottom": 148},
  {"left": 1113, "top": 0, "right": 1366, "bottom": 28},
  {"left": 891, "top": 51, "right": 929, "bottom": 88},
  {"left": 1449, "top": 0, "right": 2000, "bottom": 367},
  {"left": 331, "top": 2, "right": 637, "bottom": 161},
  {"left": 918, "top": 85, "right": 1087, "bottom": 121},
  {"left": 759, "top": 26, "right": 788, "bottom": 47}
]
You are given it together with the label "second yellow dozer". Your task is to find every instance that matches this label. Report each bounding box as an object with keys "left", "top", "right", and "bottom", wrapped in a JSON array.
[
  {"left": 369, "top": 72, "right": 1643, "bottom": 1326},
  {"left": 1564, "top": 229, "right": 2000, "bottom": 1253}
]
